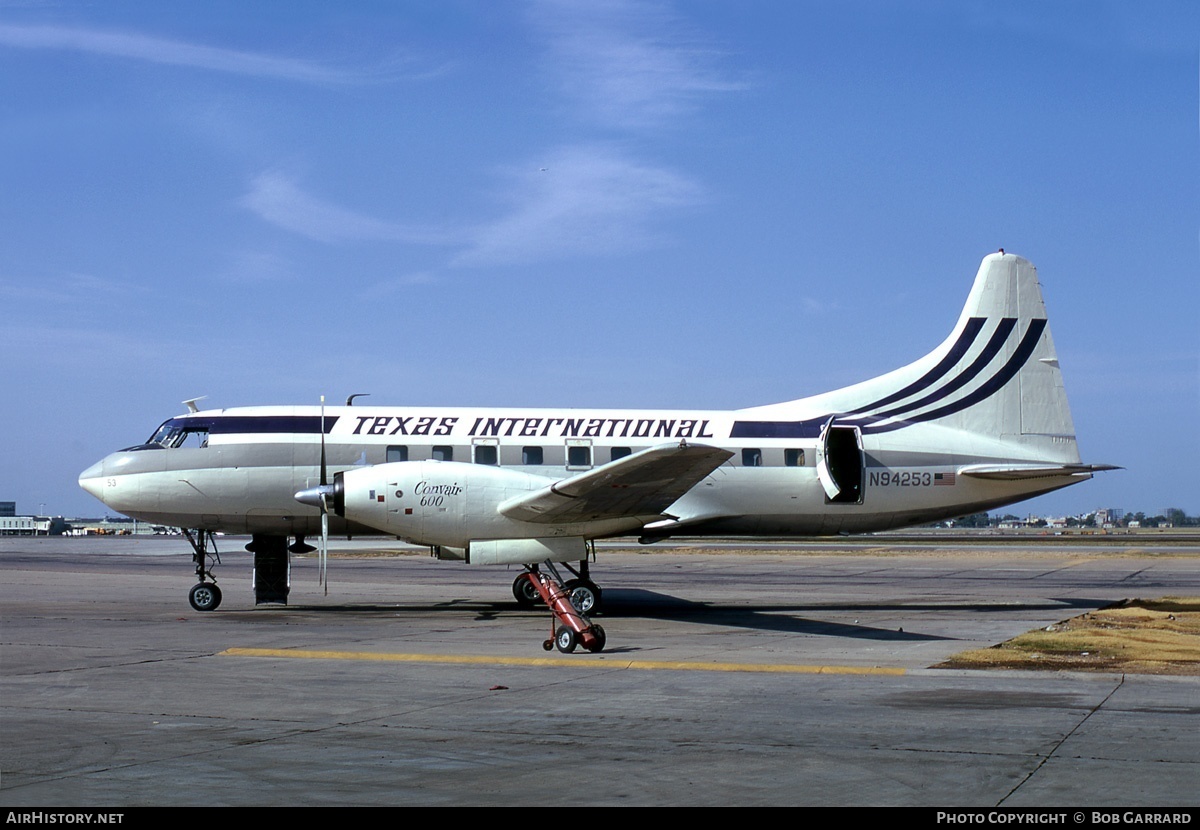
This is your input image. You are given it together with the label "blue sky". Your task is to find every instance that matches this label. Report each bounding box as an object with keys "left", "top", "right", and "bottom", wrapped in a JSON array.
[{"left": 2, "top": 1, "right": 1196, "bottom": 519}]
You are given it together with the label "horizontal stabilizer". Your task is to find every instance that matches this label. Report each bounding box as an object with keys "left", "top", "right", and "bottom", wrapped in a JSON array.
[
  {"left": 500, "top": 442, "right": 733, "bottom": 524},
  {"left": 958, "top": 463, "right": 1122, "bottom": 481}
]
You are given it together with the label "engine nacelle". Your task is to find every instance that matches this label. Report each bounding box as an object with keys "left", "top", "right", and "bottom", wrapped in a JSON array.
[{"left": 336, "top": 461, "right": 558, "bottom": 548}]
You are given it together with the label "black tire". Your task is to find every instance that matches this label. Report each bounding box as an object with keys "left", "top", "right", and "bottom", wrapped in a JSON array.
[
  {"left": 585, "top": 624, "right": 606, "bottom": 653},
  {"left": 512, "top": 574, "right": 539, "bottom": 608},
  {"left": 563, "top": 579, "right": 602, "bottom": 615},
  {"left": 188, "top": 582, "right": 222, "bottom": 612},
  {"left": 555, "top": 627, "right": 578, "bottom": 654}
]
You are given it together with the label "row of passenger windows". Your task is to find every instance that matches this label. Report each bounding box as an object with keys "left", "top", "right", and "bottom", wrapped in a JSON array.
[
  {"left": 737, "top": 448, "right": 806, "bottom": 467},
  {"left": 384, "top": 445, "right": 806, "bottom": 468}
]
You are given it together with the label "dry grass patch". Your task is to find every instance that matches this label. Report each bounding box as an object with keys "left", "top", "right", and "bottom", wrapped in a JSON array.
[{"left": 938, "top": 597, "right": 1200, "bottom": 675}]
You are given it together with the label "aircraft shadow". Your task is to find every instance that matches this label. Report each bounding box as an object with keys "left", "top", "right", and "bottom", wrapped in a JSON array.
[
  {"left": 593, "top": 590, "right": 1107, "bottom": 640},
  {"left": 253, "top": 592, "right": 1105, "bottom": 642}
]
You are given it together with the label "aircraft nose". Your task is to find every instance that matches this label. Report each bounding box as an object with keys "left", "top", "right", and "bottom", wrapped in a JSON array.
[{"left": 79, "top": 459, "right": 106, "bottom": 501}]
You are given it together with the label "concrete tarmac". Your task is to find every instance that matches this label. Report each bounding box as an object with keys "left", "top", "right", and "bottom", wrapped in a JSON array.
[{"left": 2, "top": 535, "right": 1198, "bottom": 806}]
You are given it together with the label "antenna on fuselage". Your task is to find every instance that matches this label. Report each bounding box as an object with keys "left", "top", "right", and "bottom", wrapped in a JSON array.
[
  {"left": 182, "top": 396, "right": 207, "bottom": 414},
  {"left": 346, "top": 394, "right": 370, "bottom": 406}
]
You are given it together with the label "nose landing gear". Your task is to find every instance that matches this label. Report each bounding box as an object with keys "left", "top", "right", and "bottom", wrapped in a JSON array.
[{"left": 182, "top": 528, "right": 222, "bottom": 612}]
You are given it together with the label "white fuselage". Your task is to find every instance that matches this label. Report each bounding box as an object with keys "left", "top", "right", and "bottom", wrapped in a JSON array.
[
  {"left": 78, "top": 254, "right": 1105, "bottom": 553},
  {"left": 78, "top": 402, "right": 1082, "bottom": 545}
]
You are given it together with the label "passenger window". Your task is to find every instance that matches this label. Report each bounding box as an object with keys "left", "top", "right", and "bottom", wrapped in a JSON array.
[
  {"left": 742, "top": 448, "right": 763, "bottom": 467},
  {"left": 387, "top": 445, "right": 408, "bottom": 463},
  {"left": 432, "top": 446, "right": 453, "bottom": 462},
  {"left": 610, "top": 447, "right": 632, "bottom": 461},
  {"left": 522, "top": 446, "right": 544, "bottom": 465},
  {"left": 567, "top": 445, "right": 592, "bottom": 468},
  {"left": 785, "top": 448, "right": 805, "bottom": 467},
  {"left": 474, "top": 445, "right": 498, "bottom": 465}
]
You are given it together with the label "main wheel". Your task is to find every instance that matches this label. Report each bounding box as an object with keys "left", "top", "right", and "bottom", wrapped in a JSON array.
[
  {"left": 585, "top": 623, "right": 607, "bottom": 653},
  {"left": 512, "top": 574, "right": 539, "bottom": 609},
  {"left": 555, "top": 626, "right": 578, "bottom": 654},
  {"left": 563, "top": 579, "right": 602, "bottom": 615},
  {"left": 188, "top": 582, "right": 222, "bottom": 612}
]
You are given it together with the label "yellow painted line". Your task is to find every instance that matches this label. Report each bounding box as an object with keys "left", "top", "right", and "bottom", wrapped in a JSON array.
[{"left": 219, "top": 647, "right": 904, "bottom": 675}]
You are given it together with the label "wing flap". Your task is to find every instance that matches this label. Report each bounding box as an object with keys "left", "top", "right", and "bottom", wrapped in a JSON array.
[{"left": 499, "top": 442, "right": 733, "bottom": 524}]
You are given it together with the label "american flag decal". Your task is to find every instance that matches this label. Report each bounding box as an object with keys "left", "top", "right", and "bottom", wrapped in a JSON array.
[{"left": 934, "top": 472, "right": 956, "bottom": 486}]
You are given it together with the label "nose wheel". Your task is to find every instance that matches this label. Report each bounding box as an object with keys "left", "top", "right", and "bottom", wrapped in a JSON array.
[
  {"left": 188, "top": 581, "right": 222, "bottom": 612},
  {"left": 182, "top": 529, "right": 222, "bottom": 612}
]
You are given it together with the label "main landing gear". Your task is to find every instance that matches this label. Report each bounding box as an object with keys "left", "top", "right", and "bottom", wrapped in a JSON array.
[
  {"left": 182, "top": 528, "right": 222, "bottom": 611},
  {"left": 516, "top": 563, "right": 606, "bottom": 654},
  {"left": 512, "top": 559, "right": 603, "bottom": 615}
]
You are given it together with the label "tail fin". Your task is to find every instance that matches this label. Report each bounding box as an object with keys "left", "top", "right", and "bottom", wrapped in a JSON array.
[
  {"left": 854, "top": 252, "right": 1078, "bottom": 441},
  {"left": 736, "top": 252, "right": 1082, "bottom": 463}
]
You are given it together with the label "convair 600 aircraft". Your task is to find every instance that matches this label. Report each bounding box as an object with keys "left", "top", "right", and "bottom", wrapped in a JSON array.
[{"left": 80, "top": 252, "right": 1113, "bottom": 653}]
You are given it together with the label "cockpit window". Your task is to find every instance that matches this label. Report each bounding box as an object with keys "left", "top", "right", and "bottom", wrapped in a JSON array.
[
  {"left": 176, "top": 428, "right": 209, "bottom": 448},
  {"left": 143, "top": 420, "right": 209, "bottom": 449},
  {"left": 147, "top": 422, "right": 176, "bottom": 446}
]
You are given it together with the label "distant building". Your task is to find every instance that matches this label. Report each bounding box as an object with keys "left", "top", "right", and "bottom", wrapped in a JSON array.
[
  {"left": 1, "top": 516, "right": 50, "bottom": 535},
  {"left": 0, "top": 502, "right": 15, "bottom": 517}
]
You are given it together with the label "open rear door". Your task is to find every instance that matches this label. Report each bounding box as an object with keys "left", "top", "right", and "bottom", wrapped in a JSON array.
[{"left": 817, "top": 420, "right": 864, "bottom": 504}]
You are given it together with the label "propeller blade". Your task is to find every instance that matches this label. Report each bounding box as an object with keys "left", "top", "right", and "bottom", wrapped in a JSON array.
[
  {"left": 318, "top": 396, "right": 329, "bottom": 594},
  {"left": 319, "top": 495, "right": 329, "bottom": 596},
  {"left": 320, "top": 395, "right": 327, "bottom": 487}
]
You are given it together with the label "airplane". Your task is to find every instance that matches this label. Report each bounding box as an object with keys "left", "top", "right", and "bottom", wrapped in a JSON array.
[{"left": 79, "top": 251, "right": 1115, "bottom": 653}]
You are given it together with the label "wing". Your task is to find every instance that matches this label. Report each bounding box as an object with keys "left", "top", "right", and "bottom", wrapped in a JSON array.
[
  {"left": 498, "top": 442, "right": 734, "bottom": 524},
  {"left": 958, "top": 463, "right": 1121, "bottom": 481}
]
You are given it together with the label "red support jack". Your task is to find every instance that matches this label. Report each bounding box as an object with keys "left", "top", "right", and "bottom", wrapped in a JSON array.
[{"left": 520, "top": 569, "right": 607, "bottom": 653}]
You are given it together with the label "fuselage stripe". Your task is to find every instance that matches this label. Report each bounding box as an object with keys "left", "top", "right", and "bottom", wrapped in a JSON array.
[
  {"left": 860, "top": 318, "right": 1047, "bottom": 433},
  {"left": 177, "top": 415, "right": 340, "bottom": 435},
  {"left": 847, "top": 316, "right": 987, "bottom": 414},
  {"left": 865, "top": 317, "right": 1016, "bottom": 421},
  {"left": 730, "top": 317, "right": 1046, "bottom": 438}
]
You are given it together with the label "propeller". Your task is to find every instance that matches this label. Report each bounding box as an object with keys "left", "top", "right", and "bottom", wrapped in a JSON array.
[
  {"left": 319, "top": 395, "right": 329, "bottom": 594},
  {"left": 294, "top": 396, "right": 332, "bottom": 595}
]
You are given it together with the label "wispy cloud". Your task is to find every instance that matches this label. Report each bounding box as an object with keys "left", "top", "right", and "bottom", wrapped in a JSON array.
[
  {"left": 800, "top": 296, "right": 839, "bottom": 316},
  {"left": 0, "top": 22, "right": 393, "bottom": 85},
  {"left": 530, "top": 0, "right": 746, "bottom": 129},
  {"left": 241, "top": 171, "right": 452, "bottom": 245},
  {"left": 219, "top": 250, "right": 293, "bottom": 284},
  {"left": 359, "top": 272, "right": 439, "bottom": 299},
  {"left": 245, "top": 148, "right": 701, "bottom": 267},
  {"left": 0, "top": 271, "right": 131, "bottom": 305},
  {"left": 454, "top": 143, "right": 703, "bottom": 266}
]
